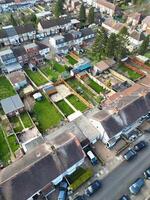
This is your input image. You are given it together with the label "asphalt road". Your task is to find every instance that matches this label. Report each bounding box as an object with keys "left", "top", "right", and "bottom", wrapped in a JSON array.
[{"left": 90, "top": 145, "right": 150, "bottom": 200}]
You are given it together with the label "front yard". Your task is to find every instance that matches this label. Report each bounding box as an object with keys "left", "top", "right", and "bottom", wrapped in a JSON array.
[
  {"left": 25, "top": 69, "right": 48, "bottom": 86},
  {"left": 67, "top": 95, "right": 87, "bottom": 112},
  {"left": 56, "top": 100, "right": 74, "bottom": 116},
  {"left": 0, "top": 76, "right": 16, "bottom": 100},
  {"left": 32, "top": 97, "right": 63, "bottom": 132},
  {"left": 20, "top": 112, "right": 33, "bottom": 128}
]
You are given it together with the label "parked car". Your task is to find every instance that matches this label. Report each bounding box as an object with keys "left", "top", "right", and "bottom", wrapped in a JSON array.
[
  {"left": 123, "top": 149, "right": 137, "bottom": 161},
  {"left": 134, "top": 141, "right": 147, "bottom": 152},
  {"left": 129, "top": 178, "right": 145, "bottom": 195},
  {"left": 119, "top": 195, "right": 130, "bottom": 200},
  {"left": 144, "top": 167, "right": 150, "bottom": 179},
  {"left": 85, "top": 180, "right": 102, "bottom": 197},
  {"left": 74, "top": 195, "right": 86, "bottom": 200},
  {"left": 87, "top": 151, "right": 98, "bottom": 166},
  {"left": 58, "top": 181, "right": 68, "bottom": 200}
]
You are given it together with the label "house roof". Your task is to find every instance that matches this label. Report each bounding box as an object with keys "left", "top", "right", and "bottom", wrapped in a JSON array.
[
  {"left": 7, "top": 71, "right": 26, "bottom": 85},
  {"left": 3, "top": 25, "right": 18, "bottom": 37},
  {"left": 40, "top": 17, "right": 71, "bottom": 29},
  {"left": 97, "top": 0, "right": 117, "bottom": 11},
  {"left": 128, "top": 12, "right": 141, "bottom": 22},
  {"left": 130, "top": 30, "right": 145, "bottom": 41},
  {"left": 15, "top": 24, "right": 35, "bottom": 34},
  {"left": 81, "top": 28, "right": 94, "bottom": 37},
  {"left": 11, "top": 46, "right": 27, "bottom": 57},
  {"left": 102, "top": 18, "right": 125, "bottom": 32},
  {"left": 0, "top": 29, "right": 7, "bottom": 39},
  {"left": 94, "top": 58, "right": 116, "bottom": 72},
  {"left": 142, "top": 16, "right": 150, "bottom": 27},
  {"left": 0, "top": 133, "right": 85, "bottom": 200},
  {"left": 92, "top": 84, "right": 150, "bottom": 137},
  {"left": 0, "top": 94, "right": 24, "bottom": 115}
]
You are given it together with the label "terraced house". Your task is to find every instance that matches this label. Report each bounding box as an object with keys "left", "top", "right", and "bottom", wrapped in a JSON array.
[{"left": 0, "top": 133, "right": 85, "bottom": 200}]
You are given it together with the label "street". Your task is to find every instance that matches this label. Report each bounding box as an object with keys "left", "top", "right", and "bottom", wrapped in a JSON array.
[{"left": 89, "top": 145, "right": 150, "bottom": 200}]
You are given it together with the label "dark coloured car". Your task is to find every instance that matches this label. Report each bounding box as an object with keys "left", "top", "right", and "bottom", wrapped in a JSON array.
[
  {"left": 85, "top": 180, "right": 102, "bottom": 197},
  {"left": 119, "top": 195, "right": 130, "bottom": 200},
  {"left": 129, "top": 178, "right": 145, "bottom": 195},
  {"left": 134, "top": 141, "right": 147, "bottom": 152},
  {"left": 74, "top": 195, "right": 86, "bottom": 200},
  {"left": 144, "top": 167, "right": 150, "bottom": 179},
  {"left": 123, "top": 149, "right": 137, "bottom": 161}
]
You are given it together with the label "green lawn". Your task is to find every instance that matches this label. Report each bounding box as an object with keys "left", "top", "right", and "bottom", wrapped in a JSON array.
[
  {"left": 32, "top": 97, "right": 63, "bottom": 132},
  {"left": 144, "top": 52, "right": 150, "bottom": 59},
  {"left": 66, "top": 78, "right": 102, "bottom": 105},
  {"left": 20, "top": 112, "right": 33, "bottom": 128},
  {"left": 56, "top": 100, "right": 74, "bottom": 116},
  {"left": 0, "top": 127, "right": 11, "bottom": 165},
  {"left": 67, "top": 95, "right": 87, "bottom": 112},
  {"left": 53, "top": 61, "right": 66, "bottom": 73},
  {"left": 25, "top": 69, "right": 48, "bottom": 86},
  {"left": 118, "top": 64, "right": 142, "bottom": 81},
  {"left": 0, "top": 76, "right": 16, "bottom": 100},
  {"left": 7, "top": 135, "right": 19, "bottom": 153},
  {"left": 41, "top": 67, "right": 59, "bottom": 81},
  {"left": 9, "top": 116, "right": 24, "bottom": 133},
  {"left": 86, "top": 78, "right": 106, "bottom": 94},
  {"left": 66, "top": 55, "right": 78, "bottom": 65}
]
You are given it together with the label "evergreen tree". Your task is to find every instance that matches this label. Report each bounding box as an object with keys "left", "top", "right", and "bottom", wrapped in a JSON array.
[
  {"left": 10, "top": 14, "right": 17, "bottom": 26},
  {"left": 105, "top": 33, "right": 117, "bottom": 58},
  {"left": 79, "top": 3, "right": 86, "bottom": 25},
  {"left": 88, "top": 7, "right": 95, "bottom": 25},
  {"left": 139, "top": 36, "right": 149, "bottom": 55},
  {"left": 54, "top": 0, "right": 63, "bottom": 18},
  {"left": 119, "top": 26, "right": 128, "bottom": 36},
  {"left": 30, "top": 13, "right": 38, "bottom": 28}
]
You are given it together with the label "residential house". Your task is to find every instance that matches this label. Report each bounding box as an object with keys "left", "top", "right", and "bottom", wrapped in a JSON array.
[
  {"left": 35, "top": 42, "right": 50, "bottom": 58},
  {"left": 38, "top": 17, "right": 73, "bottom": 36},
  {"left": 0, "top": 29, "right": 9, "bottom": 46},
  {"left": 127, "top": 12, "right": 142, "bottom": 27},
  {"left": 93, "top": 58, "right": 116, "bottom": 75},
  {"left": 7, "top": 71, "right": 27, "bottom": 90},
  {"left": 0, "top": 132, "right": 85, "bottom": 200},
  {"left": 11, "top": 46, "right": 28, "bottom": 65},
  {"left": 0, "top": 94, "right": 24, "bottom": 116},
  {"left": 142, "top": 16, "right": 150, "bottom": 35},
  {"left": 2, "top": 25, "right": 19, "bottom": 45},
  {"left": 0, "top": 48, "right": 22, "bottom": 73},
  {"left": 102, "top": 18, "right": 125, "bottom": 34},
  {"left": 49, "top": 28, "right": 95, "bottom": 54},
  {"left": 96, "top": 0, "right": 121, "bottom": 17},
  {"left": 15, "top": 24, "right": 36, "bottom": 42},
  {"left": 89, "top": 83, "right": 150, "bottom": 146},
  {"left": 128, "top": 30, "right": 145, "bottom": 51}
]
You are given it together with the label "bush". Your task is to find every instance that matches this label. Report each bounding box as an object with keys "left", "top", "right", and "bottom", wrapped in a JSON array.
[{"left": 68, "top": 168, "right": 93, "bottom": 191}]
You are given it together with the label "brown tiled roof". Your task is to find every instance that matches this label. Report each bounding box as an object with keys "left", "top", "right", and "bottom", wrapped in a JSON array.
[
  {"left": 94, "top": 58, "right": 116, "bottom": 71},
  {"left": 97, "top": 0, "right": 117, "bottom": 11},
  {"left": 130, "top": 30, "right": 145, "bottom": 41},
  {"left": 103, "top": 18, "right": 125, "bottom": 31},
  {"left": 40, "top": 18, "right": 71, "bottom": 29},
  {"left": 15, "top": 24, "right": 35, "bottom": 34}
]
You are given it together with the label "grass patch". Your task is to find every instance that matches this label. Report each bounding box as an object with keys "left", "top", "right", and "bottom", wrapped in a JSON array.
[
  {"left": 118, "top": 64, "right": 142, "bottom": 81},
  {"left": 56, "top": 100, "right": 74, "bottom": 116},
  {"left": 41, "top": 67, "right": 59, "bottom": 81},
  {"left": 0, "top": 76, "right": 16, "bottom": 100},
  {"left": 9, "top": 116, "right": 23, "bottom": 133},
  {"left": 20, "top": 112, "right": 32, "bottom": 128},
  {"left": 32, "top": 97, "right": 63, "bottom": 132},
  {"left": 66, "top": 55, "right": 78, "bottom": 65},
  {"left": 144, "top": 52, "right": 150, "bottom": 59},
  {"left": 7, "top": 135, "right": 19, "bottom": 153},
  {"left": 67, "top": 95, "right": 87, "bottom": 112},
  {"left": 86, "top": 78, "right": 106, "bottom": 94},
  {"left": 0, "top": 127, "right": 11, "bottom": 165},
  {"left": 66, "top": 78, "right": 102, "bottom": 105},
  {"left": 25, "top": 69, "right": 48, "bottom": 86},
  {"left": 67, "top": 167, "right": 93, "bottom": 191},
  {"left": 53, "top": 61, "right": 66, "bottom": 73}
]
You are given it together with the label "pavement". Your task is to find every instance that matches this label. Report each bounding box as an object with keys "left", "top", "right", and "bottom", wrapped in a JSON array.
[{"left": 83, "top": 137, "right": 150, "bottom": 200}]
